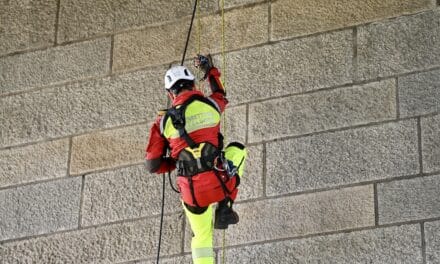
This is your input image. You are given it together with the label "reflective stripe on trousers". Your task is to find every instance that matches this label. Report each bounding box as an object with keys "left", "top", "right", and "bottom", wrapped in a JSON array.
[{"left": 183, "top": 203, "right": 214, "bottom": 264}]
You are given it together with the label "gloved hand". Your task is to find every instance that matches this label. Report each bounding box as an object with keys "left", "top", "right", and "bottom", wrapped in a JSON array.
[
  {"left": 195, "top": 54, "right": 224, "bottom": 94},
  {"left": 194, "top": 54, "right": 214, "bottom": 77}
]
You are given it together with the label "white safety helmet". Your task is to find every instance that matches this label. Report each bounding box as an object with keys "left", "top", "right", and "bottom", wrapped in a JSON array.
[{"left": 164, "top": 65, "right": 195, "bottom": 92}]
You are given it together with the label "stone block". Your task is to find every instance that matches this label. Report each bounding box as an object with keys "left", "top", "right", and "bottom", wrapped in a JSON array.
[
  {"left": 236, "top": 144, "right": 264, "bottom": 201},
  {"left": 249, "top": 79, "right": 396, "bottom": 143},
  {"left": 0, "top": 38, "right": 110, "bottom": 95},
  {"left": 0, "top": 67, "right": 167, "bottom": 148},
  {"left": 426, "top": 220, "right": 440, "bottom": 264},
  {"left": 81, "top": 164, "right": 181, "bottom": 227},
  {"left": 422, "top": 114, "right": 440, "bottom": 173},
  {"left": 0, "top": 139, "right": 69, "bottom": 188},
  {"left": 70, "top": 124, "right": 148, "bottom": 175},
  {"left": 266, "top": 119, "right": 419, "bottom": 195},
  {"left": 272, "top": 0, "right": 432, "bottom": 40},
  {"left": 224, "top": 105, "right": 246, "bottom": 144},
  {"left": 215, "top": 185, "right": 374, "bottom": 246},
  {"left": 0, "top": 0, "right": 57, "bottom": 56},
  {"left": 223, "top": 0, "right": 266, "bottom": 9},
  {"left": 378, "top": 174, "right": 440, "bottom": 224},
  {"left": 358, "top": 10, "right": 440, "bottom": 80},
  {"left": 225, "top": 29, "right": 353, "bottom": 105},
  {"left": 0, "top": 214, "right": 183, "bottom": 263},
  {"left": 0, "top": 178, "right": 81, "bottom": 241},
  {"left": 399, "top": 69, "right": 440, "bottom": 117},
  {"left": 57, "top": 0, "right": 217, "bottom": 43},
  {"left": 223, "top": 225, "right": 422, "bottom": 263},
  {"left": 113, "top": 21, "right": 188, "bottom": 72},
  {"left": 113, "top": 4, "right": 268, "bottom": 72},
  {"left": 195, "top": 3, "right": 268, "bottom": 54}
]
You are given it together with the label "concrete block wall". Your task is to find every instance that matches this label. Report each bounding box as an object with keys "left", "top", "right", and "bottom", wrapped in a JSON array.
[{"left": 1, "top": 0, "right": 439, "bottom": 263}]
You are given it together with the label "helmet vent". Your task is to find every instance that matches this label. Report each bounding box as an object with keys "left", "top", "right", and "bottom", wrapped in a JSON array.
[
  {"left": 167, "top": 76, "right": 172, "bottom": 82},
  {"left": 184, "top": 69, "right": 189, "bottom": 76}
]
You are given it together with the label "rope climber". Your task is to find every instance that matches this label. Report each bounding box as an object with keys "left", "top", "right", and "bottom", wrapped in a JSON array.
[
  {"left": 145, "top": 1, "right": 244, "bottom": 263},
  {"left": 145, "top": 55, "right": 246, "bottom": 264}
]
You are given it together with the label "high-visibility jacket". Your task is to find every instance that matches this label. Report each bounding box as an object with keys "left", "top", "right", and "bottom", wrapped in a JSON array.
[{"left": 146, "top": 68, "right": 237, "bottom": 207}]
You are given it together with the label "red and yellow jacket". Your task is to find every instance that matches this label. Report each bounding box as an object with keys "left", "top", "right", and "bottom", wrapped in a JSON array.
[{"left": 145, "top": 68, "right": 237, "bottom": 207}]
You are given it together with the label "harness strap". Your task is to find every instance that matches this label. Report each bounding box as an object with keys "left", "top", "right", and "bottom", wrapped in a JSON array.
[
  {"left": 179, "top": 128, "right": 198, "bottom": 149},
  {"left": 188, "top": 176, "right": 201, "bottom": 208},
  {"left": 177, "top": 149, "right": 219, "bottom": 177},
  {"left": 166, "top": 106, "right": 198, "bottom": 148},
  {"left": 213, "top": 170, "right": 233, "bottom": 196},
  {"left": 161, "top": 94, "right": 222, "bottom": 149}
]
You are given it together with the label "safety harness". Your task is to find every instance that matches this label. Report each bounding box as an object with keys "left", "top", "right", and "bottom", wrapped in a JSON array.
[{"left": 161, "top": 94, "right": 238, "bottom": 208}]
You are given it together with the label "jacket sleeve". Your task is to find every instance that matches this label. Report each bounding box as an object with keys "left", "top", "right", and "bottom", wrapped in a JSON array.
[
  {"left": 207, "top": 67, "right": 228, "bottom": 113},
  {"left": 145, "top": 116, "right": 176, "bottom": 174}
]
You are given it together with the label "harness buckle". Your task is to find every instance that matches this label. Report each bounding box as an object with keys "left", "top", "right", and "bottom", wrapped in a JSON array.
[{"left": 184, "top": 143, "right": 205, "bottom": 159}]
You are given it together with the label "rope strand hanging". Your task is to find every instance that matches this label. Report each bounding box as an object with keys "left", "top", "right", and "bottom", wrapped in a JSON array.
[
  {"left": 156, "top": 171, "right": 166, "bottom": 264},
  {"left": 181, "top": 0, "right": 199, "bottom": 65},
  {"left": 196, "top": 1, "right": 204, "bottom": 91},
  {"left": 156, "top": 1, "right": 199, "bottom": 264},
  {"left": 219, "top": 0, "right": 228, "bottom": 263}
]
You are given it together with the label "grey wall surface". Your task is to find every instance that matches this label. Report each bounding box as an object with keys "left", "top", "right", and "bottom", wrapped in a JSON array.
[{"left": 1, "top": 0, "right": 439, "bottom": 263}]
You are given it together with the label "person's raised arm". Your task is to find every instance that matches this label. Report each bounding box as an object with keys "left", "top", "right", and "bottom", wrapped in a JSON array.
[{"left": 196, "top": 54, "right": 228, "bottom": 112}]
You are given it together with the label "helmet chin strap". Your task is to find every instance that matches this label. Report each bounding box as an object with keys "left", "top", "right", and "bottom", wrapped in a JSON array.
[{"left": 167, "top": 91, "right": 176, "bottom": 101}]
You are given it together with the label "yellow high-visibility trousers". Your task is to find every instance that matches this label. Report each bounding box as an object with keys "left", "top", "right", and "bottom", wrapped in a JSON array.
[
  {"left": 183, "top": 142, "right": 247, "bottom": 264},
  {"left": 184, "top": 204, "right": 214, "bottom": 264}
]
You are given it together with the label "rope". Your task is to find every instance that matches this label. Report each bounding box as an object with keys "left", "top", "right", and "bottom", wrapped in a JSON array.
[
  {"left": 197, "top": 0, "right": 202, "bottom": 57},
  {"left": 156, "top": 172, "right": 166, "bottom": 264},
  {"left": 181, "top": 0, "right": 199, "bottom": 66},
  {"left": 157, "top": 1, "right": 198, "bottom": 261},
  {"left": 221, "top": 0, "right": 227, "bottom": 90},
  {"left": 168, "top": 170, "right": 180, "bottom": 193},
  {"left": 196, "top": 0, "right": 203, "bottom": 90},
  {"left": 157, "top": 1, "right": 202, "bottom": 262},
  {"left": 219, "top": 1, "right": 228, "bottom": 263},
  {"left": 222, "top": 227, "right": 227, "bottom": 264},
  {"left": 156, "top": 88, "right": 175, "bottom": 264},
  {"left": 220, "top": 0, "right": 227, "bottom": 147}
]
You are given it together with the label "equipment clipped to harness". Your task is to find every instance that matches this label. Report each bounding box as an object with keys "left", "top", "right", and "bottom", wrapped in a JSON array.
[
  {"left": 213, "top": 142, "right": 247, "bottom": 189},
  {"left": 224, "top": 142, "right": 246, "bottom": 177},
  {"left": 177, "top": 142, "right": 219, "bottom": 176},
  {"left": 214, "top": 152, "right": 237, "bottom": 179}
]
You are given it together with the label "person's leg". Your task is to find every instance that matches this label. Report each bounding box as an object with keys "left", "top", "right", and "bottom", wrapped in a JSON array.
[
  {"left": 183, "top": 202, "right": 214, "bottom": 264},
  {"left": 214, "top": 142, "right": 247, "bottom": 229},
  {"left": 224, "top": 142, "right": 246, "bottom": 178}
]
